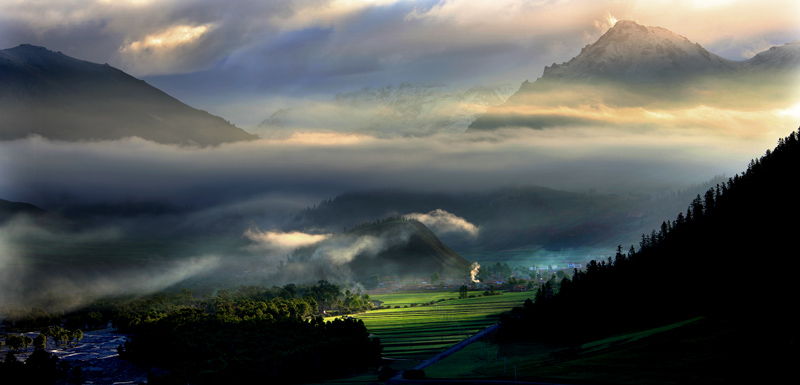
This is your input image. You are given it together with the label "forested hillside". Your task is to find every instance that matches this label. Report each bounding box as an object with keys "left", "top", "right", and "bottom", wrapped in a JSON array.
[{"left": 499, "top": 127, "right": 800, "bottom": 379}]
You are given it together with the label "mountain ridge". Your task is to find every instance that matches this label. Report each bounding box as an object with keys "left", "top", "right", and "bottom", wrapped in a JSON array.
[
  {"left": 0, "top": 44, "right": 258, "bottom": 146},
  {"left": 541, "top": 20, "right": 743, "bottom": 82}
]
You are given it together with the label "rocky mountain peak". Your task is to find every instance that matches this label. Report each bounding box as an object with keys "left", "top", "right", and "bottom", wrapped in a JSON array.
[{"left": 541, "top": 20, "right": 740, "bottom": 82}]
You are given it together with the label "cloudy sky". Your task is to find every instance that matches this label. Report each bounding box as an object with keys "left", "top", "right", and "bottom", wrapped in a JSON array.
[{"left": 2, "top": 0, "right": 798, "bottom": 126}]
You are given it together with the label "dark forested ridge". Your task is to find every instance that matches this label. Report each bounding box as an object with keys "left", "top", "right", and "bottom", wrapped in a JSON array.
[{"left": 499, "top": 127, "right": 800, "bottom": 379}]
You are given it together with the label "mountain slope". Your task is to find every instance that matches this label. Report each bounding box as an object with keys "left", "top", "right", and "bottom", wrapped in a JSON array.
[
  {"left": 0, "top": 44, "right": 258, "bottom": 146},
  {"left": 498, "top": 127, "right": 800, "bottom": 381},
  {"left": 0, "top": 198, "right": 48, "bottom": 223},
  {"left": 743, "top": 39, "right": 800, "bottom": 71}
]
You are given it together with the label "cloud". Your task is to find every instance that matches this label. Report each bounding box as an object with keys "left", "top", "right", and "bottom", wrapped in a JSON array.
[
  {"left": 310, "top": 235, "right": 388, "bottom": 265},
  {"left": 0, "top": 213, "right": 221, "bottom": 309},
  {"left": 406, "top": 209, "right": 479, "bottom": 237},
  {"left": 2, "top": 0, "right": 797, "bottom": 126},
  {"left": 244, "top": 228, "right": 333, "bottom": 254},
  {"left": 2, "top": 93, "right": 797, "bottom": 212},
  {"left": 118, "top": 23, "right": 216, "bottom": 75}
]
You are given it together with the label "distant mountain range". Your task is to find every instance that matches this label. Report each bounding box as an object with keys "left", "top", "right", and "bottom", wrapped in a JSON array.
[
  {"left": 0, "top": 44, "right": 258, "bottom": 146},
  {"left": 469, "top": 20, "right": 800, "bottom": 131},
  {"left": 255, "top": 83, "right": 515, "bottom": 137}
]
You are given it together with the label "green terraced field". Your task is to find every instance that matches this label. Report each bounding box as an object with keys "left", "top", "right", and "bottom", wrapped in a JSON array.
[{"left": 329, "top": 290, "right": 532, "bottom": 361}]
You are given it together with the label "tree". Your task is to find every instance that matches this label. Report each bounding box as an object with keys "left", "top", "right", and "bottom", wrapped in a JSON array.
[
  {"left": 21, "top": 335, "right": 33, "bottom": 351},
  {"left": 72, "top": 330, "right": 83, "bottom": 347},
  {"left": 458, "top": 285, "right": 469, "bottom": 299},
  {"left": 34, "top": 334, "right": 47, "bottom": 351},
  {"left": 5, "top": 334, "right": 23, "bottom": 351},
  {"left": 431, "top": 272, "right": 440, "bottom": 283}
]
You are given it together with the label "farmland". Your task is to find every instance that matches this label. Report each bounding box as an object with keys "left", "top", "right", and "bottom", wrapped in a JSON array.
[
  {"left": 421, "top": 316, "right": 747, "bottom": 385},
  {"left": 328, "top": 290, "right": 532, "bottom": 361}
]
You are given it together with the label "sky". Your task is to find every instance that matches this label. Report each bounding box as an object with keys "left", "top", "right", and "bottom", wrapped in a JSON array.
[{"left": 1, "top": 0, "right": 798, "bottom": 126}]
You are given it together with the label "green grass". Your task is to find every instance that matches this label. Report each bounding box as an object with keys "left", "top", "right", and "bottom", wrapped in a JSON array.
[
  {"left": 422, "top": 316, "right": 754, "bottom": 385},
  {"left": 328, "top": 290, "right": 532, "bottom": 360}
]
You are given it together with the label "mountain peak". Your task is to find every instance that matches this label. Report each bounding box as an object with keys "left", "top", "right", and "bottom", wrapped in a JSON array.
[
  {"left": 608, "top": 19, "right": 649, "bottom": 31},
  {"left": 541, "top": 21, "right": 740, "bottom": 82}
]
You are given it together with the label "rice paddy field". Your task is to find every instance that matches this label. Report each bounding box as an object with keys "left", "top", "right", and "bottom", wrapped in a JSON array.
[{"left": 328, "top": 290, "right": 532, "bottom": 361}]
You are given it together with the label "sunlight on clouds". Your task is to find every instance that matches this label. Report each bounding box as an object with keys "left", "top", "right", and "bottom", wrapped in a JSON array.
[
  {"left": 122, "top": 24, "right": 212, "bottom": 53},
  {"left": 691, "top": 0, "right": 735, "bottom": 8},
  {"left": 266, "top": 132, "right": 375, "bottom": 146},
  {"left": 97, "top": 0, "right": 153, "bottom": 5},
  {"left": 268, "top": 0, "right": 400, "bottom": 30},
  {"left": 594, "top": 11, "right": 619, "bottom": 34},
  {"left": 245, "top": 229, "right": 332, "bottom": 254},
  {"left": 116, "top": 22, "right": 218, "bottom": 75},
  {"left": 777, "top": 102, "right": 800, "bottom": 119},
  {"left": 487, "top": 102, "right": 800, "bottom": 137}
]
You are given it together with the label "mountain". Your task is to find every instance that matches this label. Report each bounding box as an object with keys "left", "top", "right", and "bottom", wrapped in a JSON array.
[
  {"left": 743, "top": 39, "right": 800, "bottom": 71},
  {"left": 468, "top": 21, "right": 799, "bottom": 131},
  {"left": 541, "top": 20, "right": 741, "bottom": 82},
  {"left": 0, "top": 44, "right": 258, "bottom": 146},
  {"left": 255, "top": 83, "right": 514, "bottom": 137},
  {"left": 281, "top": 218, "right": 473, "bottom": 282}
]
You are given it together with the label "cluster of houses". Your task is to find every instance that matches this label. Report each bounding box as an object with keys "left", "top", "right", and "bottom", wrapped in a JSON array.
[{"left": 366, "top": 262, "right": 585, "bottom": 295}]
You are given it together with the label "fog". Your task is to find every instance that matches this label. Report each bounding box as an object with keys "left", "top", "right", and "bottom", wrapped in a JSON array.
[
  {"left": 3, "top": 119, "right": 788, "bottom": 210},
  {"left": 3, "top": 108, "right": 795, "bottom": 308}
]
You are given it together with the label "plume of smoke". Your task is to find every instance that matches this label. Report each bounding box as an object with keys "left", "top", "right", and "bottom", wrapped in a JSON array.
[
  {"left": 470, "top": 262, "right": 480, "bottom": 282},
  {"left": 406, "top": 209, "right": 480, "bottom": 237}
]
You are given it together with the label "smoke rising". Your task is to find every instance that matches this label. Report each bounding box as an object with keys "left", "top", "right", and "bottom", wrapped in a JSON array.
[{"left": 470, "top": 262, "right": 480, "bottom": 283}]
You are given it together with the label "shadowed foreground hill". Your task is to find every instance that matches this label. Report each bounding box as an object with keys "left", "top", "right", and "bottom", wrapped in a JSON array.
[
  {"left": 499, "top": 127, "right": 800, "bottom": 382},
  {"left": 282, "top": 218, "right": 473, "bottom": 282},
  {"left": 0, "top": 44, "right": 258, "bottom": 146}
]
